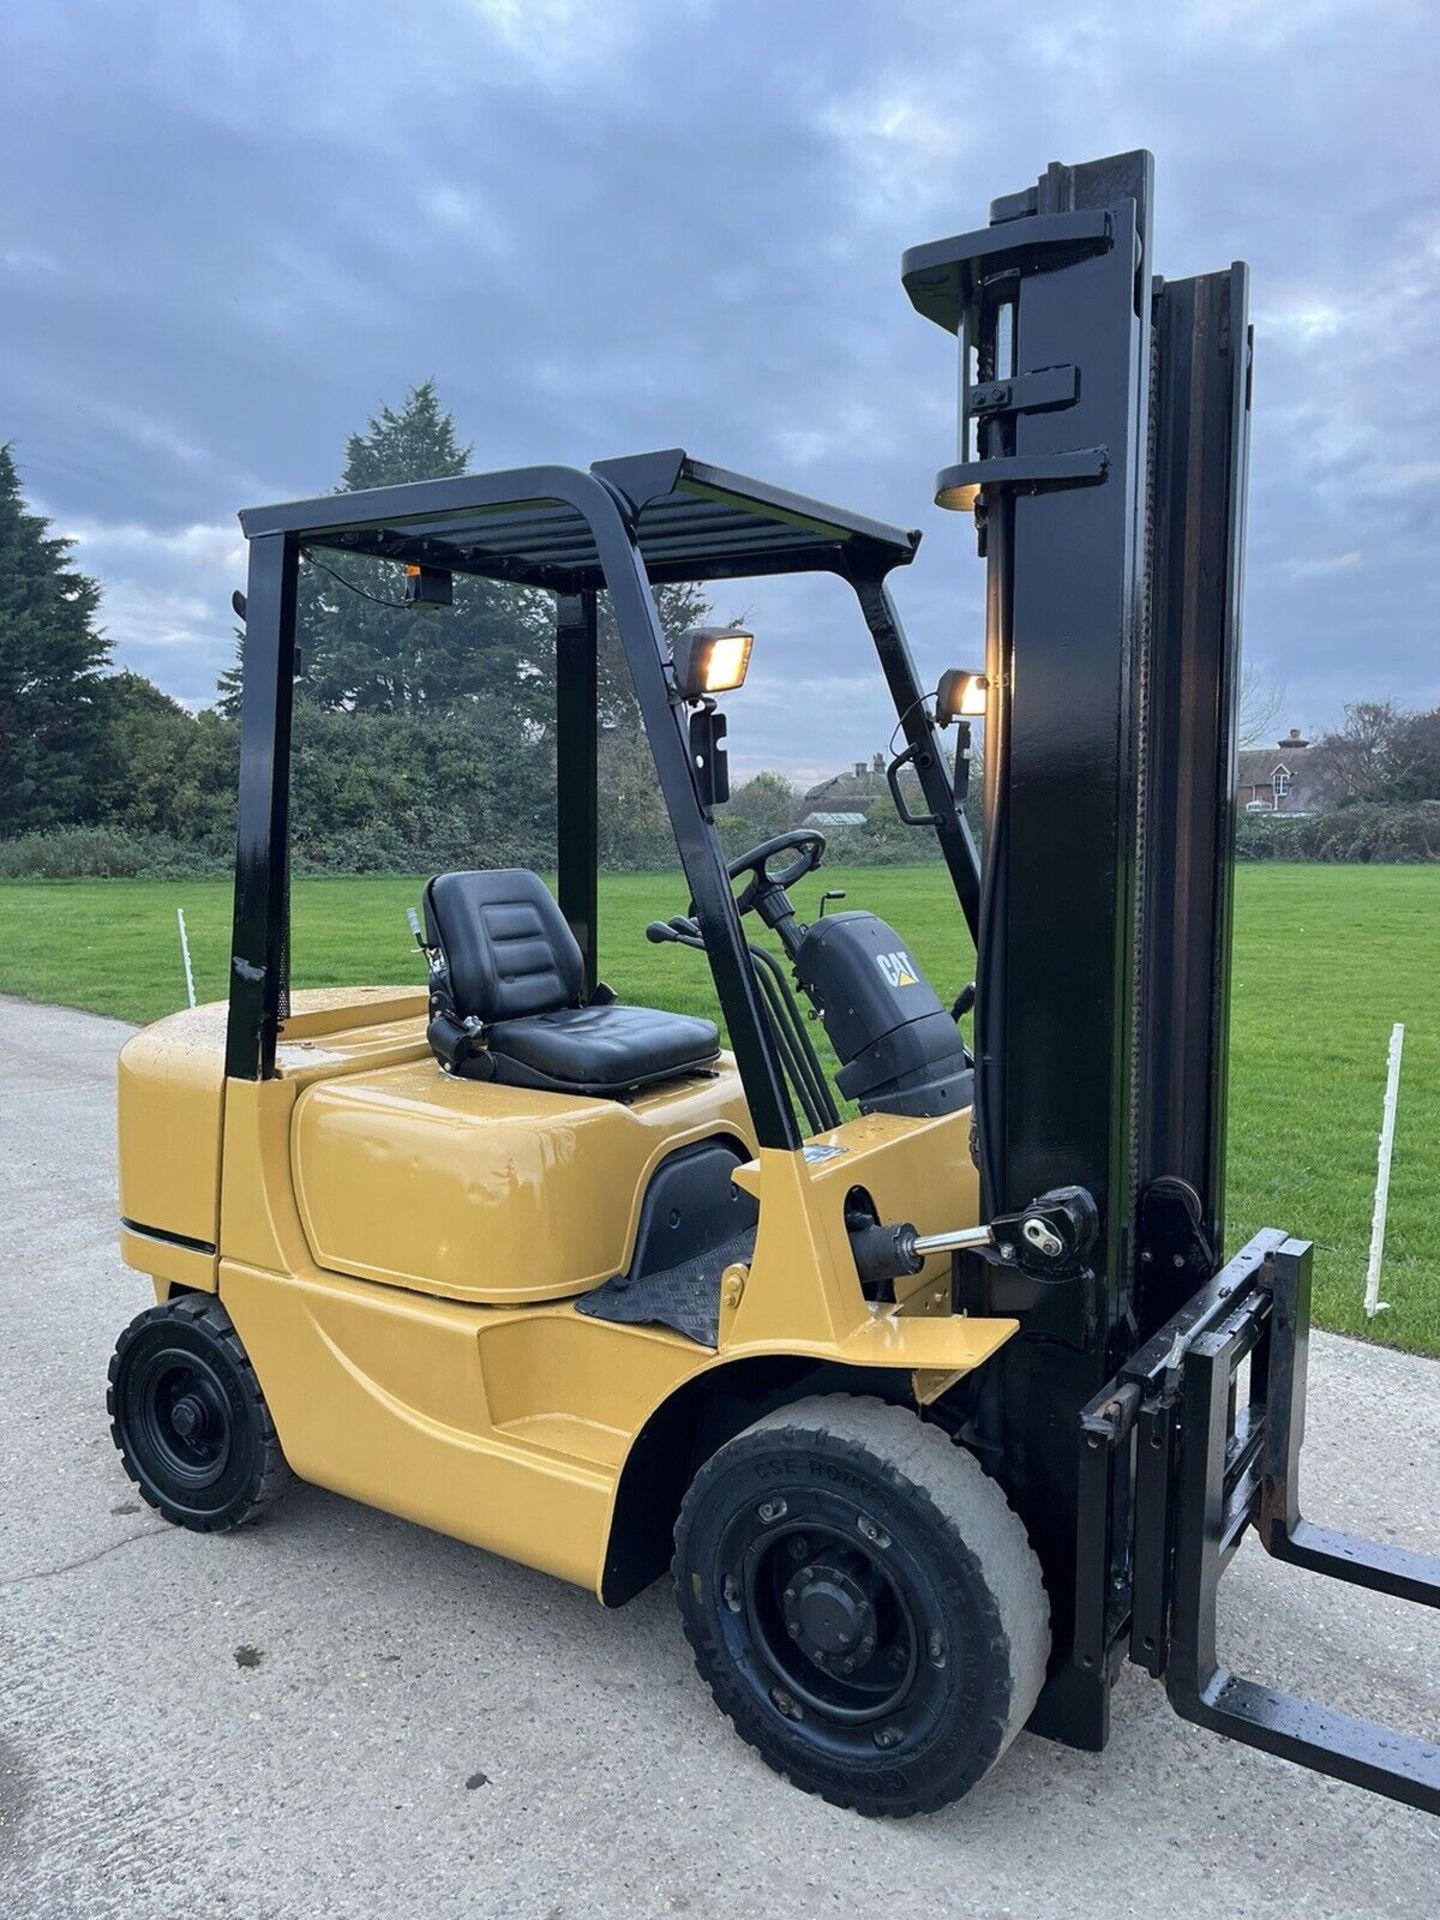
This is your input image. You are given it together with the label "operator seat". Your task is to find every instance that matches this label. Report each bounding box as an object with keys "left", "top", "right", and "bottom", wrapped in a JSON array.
[{"left": 422, "top": 869, "right": 721, "bottom": 1097}]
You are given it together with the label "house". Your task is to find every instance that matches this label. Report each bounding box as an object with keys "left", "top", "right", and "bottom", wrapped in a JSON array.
[
  {"left": 802, "top": 744, "right": 964, "bottom": 830},
  {"left": 1236, "top": 728, "right": 1327, "bottom": 816},
  {"left": 801, "top": 753, "right": 890, "bottom": 815}
]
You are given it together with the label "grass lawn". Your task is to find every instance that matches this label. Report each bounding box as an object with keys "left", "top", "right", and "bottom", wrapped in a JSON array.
[{"left": 1, "top": 864, "right": 1436, "bottom": 1356}]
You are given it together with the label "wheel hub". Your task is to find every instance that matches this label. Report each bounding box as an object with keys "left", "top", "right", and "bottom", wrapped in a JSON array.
[
  {"left": 782, "top": 1562, "right": 876, "bottom": 1669},
  {"left": 170, "top": 1392, "right": 208, "bottom": 1442}
]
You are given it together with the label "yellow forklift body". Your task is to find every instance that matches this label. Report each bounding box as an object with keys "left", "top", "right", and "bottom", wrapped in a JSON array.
[
  {"left": 117, "top": 989, "right": 1017, "bottom": 1597},
  {"left": 292, "top": 1055, "right": 754, "bottom": 1305}
]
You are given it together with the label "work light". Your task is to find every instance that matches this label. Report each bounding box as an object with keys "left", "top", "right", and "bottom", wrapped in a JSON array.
[
  {"left": 672, "top": 626, "right": 754, "bottom": 701},
  {"left": 935, "top": 667, "right": 987, "bottom": 722}
]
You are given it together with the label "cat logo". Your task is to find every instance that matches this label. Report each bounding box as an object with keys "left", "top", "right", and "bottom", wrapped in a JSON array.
[{"left": 875, "top": 950, "right": 919, "bottom": 989}]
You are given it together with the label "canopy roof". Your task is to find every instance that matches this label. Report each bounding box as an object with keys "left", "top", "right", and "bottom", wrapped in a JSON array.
[{"left": 239, "top": 449, "right": 921, "bottom": 594}]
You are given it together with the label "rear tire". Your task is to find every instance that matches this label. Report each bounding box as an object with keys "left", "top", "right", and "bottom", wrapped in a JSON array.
[
  {"left": 673, "top": 1394, "right": 1048, "bottom": 1816},
  {"left": 107, "top": 1294, "right": 291, "bottom": 1532}
]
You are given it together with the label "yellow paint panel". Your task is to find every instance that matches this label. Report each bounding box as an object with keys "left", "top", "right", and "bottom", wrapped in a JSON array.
[
  {"left": 117, "top": 1001, "right": 228, "bottom": 1247},
  {"left": 221, "top": 1260, "right": 615, "bottom": 1588},
  {"left": 290, "top": 1056, "right": 754, "bottom": 1303},
  {"left": 119, "top": 1226, "right": 218, "bottom": 1294}
]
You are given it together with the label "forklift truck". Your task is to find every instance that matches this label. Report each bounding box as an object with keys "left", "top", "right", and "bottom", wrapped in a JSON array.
[{"left": 108, "top": 149, "right": 1438, "bottom": 1818}]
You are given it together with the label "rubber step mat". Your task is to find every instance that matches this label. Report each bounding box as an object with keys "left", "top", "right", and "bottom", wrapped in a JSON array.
[{"left": 575, "top": 1227, "right": 757, "bottom": 1348}]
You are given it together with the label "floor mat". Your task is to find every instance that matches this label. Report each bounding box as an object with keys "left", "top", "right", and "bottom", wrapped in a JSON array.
[{"left": 575, "top": 1227, "right": 757, "bottom": 1347}]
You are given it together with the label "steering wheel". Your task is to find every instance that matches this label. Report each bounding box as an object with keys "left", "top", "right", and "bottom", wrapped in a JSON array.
[{"left": 726, "top": 829, "right": 826, "bottom": 917}]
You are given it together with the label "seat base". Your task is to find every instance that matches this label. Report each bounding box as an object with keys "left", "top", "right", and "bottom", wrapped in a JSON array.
[{"left": 450, "top": 1002, "right": 721, "bottom": 1097}]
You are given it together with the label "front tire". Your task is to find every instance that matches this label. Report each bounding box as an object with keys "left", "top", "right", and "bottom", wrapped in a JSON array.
[
  {"left": 673, "top": 1394, "right": 1048, "bottom": 1816},
  {"left": 107, "top": 1294, "right": 291, "bottom": 1532}
]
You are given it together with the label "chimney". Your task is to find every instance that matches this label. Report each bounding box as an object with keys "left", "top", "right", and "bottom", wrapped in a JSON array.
[
  {"left": 872, "top": 752, "right": 885, "bottom": 773},
  {"left": 853, "top": 761, "right": 866, "bottom": 779},
  {"left": 1280, "top": 726, "right": 1309, "bottom": 750}
]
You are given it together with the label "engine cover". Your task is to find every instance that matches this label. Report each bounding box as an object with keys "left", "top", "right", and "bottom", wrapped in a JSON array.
[{"left": 791, "top": 911, "right": 973, "bottom": 1119}]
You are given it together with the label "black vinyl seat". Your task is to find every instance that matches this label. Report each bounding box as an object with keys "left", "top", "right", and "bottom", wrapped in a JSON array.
[{"left": 422, "top": 869, "right": 720, "bottom": 1096}]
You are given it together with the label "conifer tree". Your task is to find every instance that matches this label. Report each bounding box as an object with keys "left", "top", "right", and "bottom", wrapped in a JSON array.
[
  {"left": 0, "top": 444, "right": 109, "bottom": 832},
  {"left": 220, "top": 381, "right": 551, "bottom": 719}
]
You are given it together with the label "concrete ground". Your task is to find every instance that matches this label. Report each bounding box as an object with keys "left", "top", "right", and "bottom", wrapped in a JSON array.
[{"left": 1, "top": 993, "right": 1436, "bottom": 1920}]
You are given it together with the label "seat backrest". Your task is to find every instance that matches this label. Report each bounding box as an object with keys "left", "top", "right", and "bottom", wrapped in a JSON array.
[{"left": 423, "top": 870, "right": 584, "bottom": 1024}]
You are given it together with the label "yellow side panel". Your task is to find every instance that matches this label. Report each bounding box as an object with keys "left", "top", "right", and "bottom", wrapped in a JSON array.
[
  {"left": 726, "top": 1107, "right": 982, "bottom": 1346},
  {"left": 219, "top": 1260, "right": 705, "bottom": 1588},
  {"left": 117, "top": 1001, "right": 228, "bottom": 1247},
  {"left": 116, "top": 987, "right": 433, "bottom": 1266},
  {"left": 120, "top": 1227, "right": 219, "bottom": 1294},
  {"left": 289, "top": 1057, "right": 754, "bottom": 1304}
]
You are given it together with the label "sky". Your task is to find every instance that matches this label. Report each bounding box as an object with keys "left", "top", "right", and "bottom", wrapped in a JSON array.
[{"left": 2, "top": 0, "right": 1437, "bottom": 785}]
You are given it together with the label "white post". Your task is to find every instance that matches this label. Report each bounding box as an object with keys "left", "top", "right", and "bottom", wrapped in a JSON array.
[
  {"left": 177, "top": 907, "right": 197, "bottom": 1011},
  {"left": 1363, "top": 1022, "right": 1404, "bottom": 1320}
]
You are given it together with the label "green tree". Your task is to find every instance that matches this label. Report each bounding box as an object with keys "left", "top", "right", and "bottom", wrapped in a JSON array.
[
  {"left": 0, "top": 444, "right": 110, "bottom": 832},
  {"left": 221, "top": 382, "right": 553, "bottom": 721},
  {"left": 1314, "top": 700, "right": 1405, "bottom": 803},
  {"left": 724, "top": 770, "right": 799, "bottom": 839},
  {"left": 338, "top": 380, "right": 469, "bottom": 492},
  {"left": 90, "top": 671, "right": 196, "bottom": 834},
  {"left": 595, "top": 580, "right": 721, "bottom": 868},
  {"left": 1388, "top": 708, "right": 1440, "bottom": 802},
  {"left": 213, "top": 382, "right": 725, "bottom": 872}
]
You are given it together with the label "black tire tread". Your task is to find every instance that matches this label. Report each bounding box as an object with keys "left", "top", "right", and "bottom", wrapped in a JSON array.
[
  {"left": 674, "top": 1392, "right": 1050, "bottom": 1816},
  {"left": 107, "top": 1293, "right": 291, "bottom": 1532}
]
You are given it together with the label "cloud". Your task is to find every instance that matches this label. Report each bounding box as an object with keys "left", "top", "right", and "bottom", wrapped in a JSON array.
[
  {"left": 1, "top": 246, "right": 61, "bottom": 276},
  {"left": 41, "top": 512, "right": 246, "bottom": 707},
  {"left": 2, "top": 0, "right": 1437, "bottom": 763},
  {"left": 1283, "top": 549, "right": 1363, "bottom": 582}
]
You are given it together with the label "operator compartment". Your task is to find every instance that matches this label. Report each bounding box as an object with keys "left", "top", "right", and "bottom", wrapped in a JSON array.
[{"left": 291, "top": 1052, "right": 754, "bottom": 1305}]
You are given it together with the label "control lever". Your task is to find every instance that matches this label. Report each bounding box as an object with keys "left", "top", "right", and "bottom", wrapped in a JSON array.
[{"left": 647, "top": 917, "right": 705, "bottom": 950}]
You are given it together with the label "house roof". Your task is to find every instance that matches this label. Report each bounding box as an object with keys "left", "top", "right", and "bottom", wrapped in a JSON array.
[
  {"left": 1236, "top": 743, "right": 1330, "bottom": 813},
  {"left": 805, "top": 811, "right": 868, "bottom": 828},
  {"left": 1237, "top": 748, "right": 1294, "bottom": 786},
  {"left": 802, "top": 770, "right": 888, "bottom": 806}
]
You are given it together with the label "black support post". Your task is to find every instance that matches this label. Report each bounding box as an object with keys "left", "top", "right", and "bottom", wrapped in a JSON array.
[
  {"left": 1133, "top": 268, "right": 1252, "bottom": 1333},
  {"left": 850, "top": 570, "right": 982, "bottom": 947},
  {"left": 907, "top": 152, "right": 1371, "bottom": 1773},
  {"left": 555, "top": 591, "right": 599, "bottom": 994},
  {"left": 906, "top": 152, "right": 1158, "bottom": 1749},
  {"left": 225, "top": 532, "right": 299, "bottom": 1082},
  {"left": 589, "top": 499, "right": 801, "bottom": 1152}
]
